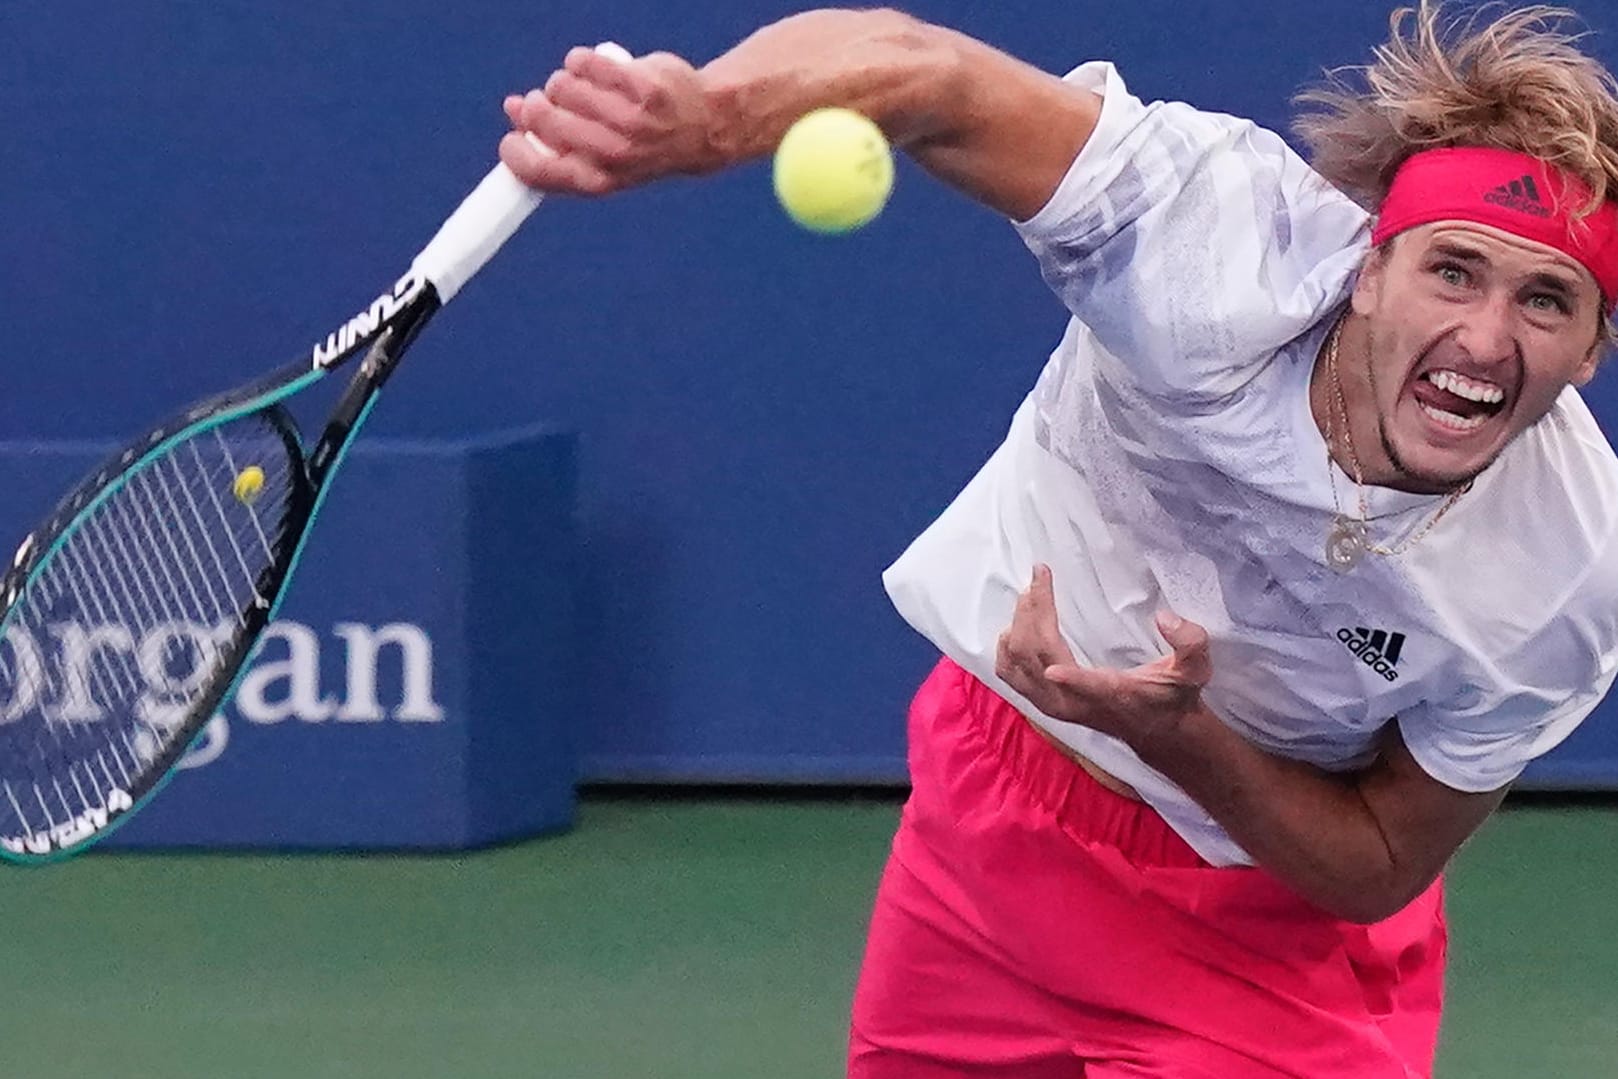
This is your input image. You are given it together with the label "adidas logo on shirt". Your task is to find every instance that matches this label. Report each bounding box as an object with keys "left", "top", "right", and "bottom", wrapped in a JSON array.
[
  {"left": 1337, "top": 626, "right": 1405, "bottom": 682},
  {"left": 1483, "top": 174, "right": 1554, "bottom": 219}
]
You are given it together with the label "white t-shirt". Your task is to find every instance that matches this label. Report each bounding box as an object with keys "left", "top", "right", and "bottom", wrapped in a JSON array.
[{"left": 881, "top": 62, "right": 1618, "bottom": 867}]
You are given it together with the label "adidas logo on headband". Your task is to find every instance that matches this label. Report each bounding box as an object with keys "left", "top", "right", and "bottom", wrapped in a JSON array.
[
  {"left": 1483, "top": 175, "right": 1554, "bottom": 219},
  {"left": 1372, "top": 147, "right": 1618, "bottom": 310}
]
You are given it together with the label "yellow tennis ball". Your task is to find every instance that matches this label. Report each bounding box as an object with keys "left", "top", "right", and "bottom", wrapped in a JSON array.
[
  {"left": 772, "top": 107, "right": 894, "bottom": 234},
  {"left": 233, "top": 465, "right": 265, "bottom": 505}
]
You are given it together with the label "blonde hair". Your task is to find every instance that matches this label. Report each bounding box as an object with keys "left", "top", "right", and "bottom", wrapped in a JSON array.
[
  {"left": 1294, "top": 3, "right": 1618, "bottom": 335},
  {"left": 1294, "top": 2, "right": 1618, "bottom": 215}
]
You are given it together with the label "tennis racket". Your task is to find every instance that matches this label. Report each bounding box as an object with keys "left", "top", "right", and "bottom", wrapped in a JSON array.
[{"left": 0, "top": 41, "right": 631, "bottom": 862}]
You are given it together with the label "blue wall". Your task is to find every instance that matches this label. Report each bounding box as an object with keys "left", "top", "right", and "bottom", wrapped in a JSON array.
[{"left": 4, "top": 2, "right": 1617, "bottom": 786}]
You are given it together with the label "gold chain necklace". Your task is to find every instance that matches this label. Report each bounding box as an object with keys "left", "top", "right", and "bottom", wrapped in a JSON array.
[{"left": 1321, "top": 319, "right": 1469, "bottom": 572}]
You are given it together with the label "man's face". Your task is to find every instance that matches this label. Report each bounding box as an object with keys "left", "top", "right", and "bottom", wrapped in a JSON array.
[{"left": 1350, "top": 221, "right": 1606, "bottom": 492}]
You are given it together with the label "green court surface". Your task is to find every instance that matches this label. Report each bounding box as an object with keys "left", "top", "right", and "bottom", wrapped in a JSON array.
[{"left": 1, "top": 794, "right": 1612, "bottom": 1077}]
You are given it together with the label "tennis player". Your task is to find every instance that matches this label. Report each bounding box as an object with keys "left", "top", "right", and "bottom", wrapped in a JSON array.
[{"left": 501, "top": 3, "right": 1618, "bottom": 1075}]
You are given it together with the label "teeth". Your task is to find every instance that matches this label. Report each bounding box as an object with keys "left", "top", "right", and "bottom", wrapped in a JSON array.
[
  {"left": 1427, "top": 370, "right": 1505, "bottom": 405},
  {"left": 1418, "top": 399, "right": 1489, "bottom": 431}
]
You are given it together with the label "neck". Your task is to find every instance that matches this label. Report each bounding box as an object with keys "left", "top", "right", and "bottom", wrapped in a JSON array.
[
  {"left": 1310, "top": 312, "right": 1370, "bottom": 480},
  {"left": 1310, "top": 312, "right": 1453, "bottom": 495}
]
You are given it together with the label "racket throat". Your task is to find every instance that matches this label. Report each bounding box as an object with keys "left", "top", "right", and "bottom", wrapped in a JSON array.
[{"left": 307, "top": 304, "right": 436, "bottom": 482}]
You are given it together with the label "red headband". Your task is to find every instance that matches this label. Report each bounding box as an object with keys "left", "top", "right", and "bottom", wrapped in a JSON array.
[{"left": 1372, "top": 147, "right": 1618, "bottom": 311}]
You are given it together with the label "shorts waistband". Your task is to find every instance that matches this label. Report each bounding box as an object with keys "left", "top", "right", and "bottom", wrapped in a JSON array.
[{"left": 932, "top": 658, "right": 1211, "bottom": 870}]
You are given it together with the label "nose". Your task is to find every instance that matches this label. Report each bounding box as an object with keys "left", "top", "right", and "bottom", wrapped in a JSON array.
[{"left": 1452, "top": 293, "right": 1519, "bottom": 367}]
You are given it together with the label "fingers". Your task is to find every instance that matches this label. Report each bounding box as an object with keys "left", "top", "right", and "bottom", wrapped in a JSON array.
[
  {"left": 1155, "top": 609, "right": 1212, "bottom": 688},
  {"left": 1008, "top": 564, "right": 1055, "bottom": 639},
  {"left": 1042, "top": 662, "right": 1112, "bottom": 699},
  {"left": 524, "top": 86, "right": 636, "bottom": 165},
  {"left": 509, "top": 43, "right": 642, "bottom": 134},
  {"left": 562, "top": 45, "right": 654, "bottom": 103},
  {"left": 498, "top": 129, "right": 615, "bottom": 196},
  {"left": 996, "top": 631, "right": 1077, "bottom": 720},
  {"left": 504, "top": 43, "right": 716, "bottom": 195},
  {"left": 998, "top": 575, "right": 1217, "bottom": 741},
  {"left": 501, "top": 43, "right": 643, "bottom": 195},
  {"left": 1023, "top": 563, "right": 1055, "bottom": 610},
  {"left": 546, "top": 66, "right": 647, "bottom": 136},
  {"left": 996, "top": 564, "right": 1083, "bottom": 705},
  {"left": 1006, "top": 565, "right": 1070, "bottom": 662},
  {"left": 505, "top": 51, "right": 682, "bottom": 195}
]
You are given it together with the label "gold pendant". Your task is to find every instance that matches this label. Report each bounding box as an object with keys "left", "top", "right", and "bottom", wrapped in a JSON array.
[{"left": 1326, "top": 515, "right": 1367, "bottom": 572}]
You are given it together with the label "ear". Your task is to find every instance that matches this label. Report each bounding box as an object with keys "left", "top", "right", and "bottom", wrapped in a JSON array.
[
  {"left": 1571, "top": 336, "right": 1604, "bottom": 387},
  {"left": 1351, "top": 243, "right": 1389, "bottom": 316}
]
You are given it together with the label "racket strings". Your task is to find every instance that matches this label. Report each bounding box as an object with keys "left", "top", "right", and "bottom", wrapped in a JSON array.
[{"left": 0, "top": 411, "right": 300, "bottom": 845}]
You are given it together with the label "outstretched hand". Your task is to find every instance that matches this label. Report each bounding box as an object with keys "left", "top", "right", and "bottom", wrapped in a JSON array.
[
  {"left": 994, "top": 565, "right": 1213, "bottom": 750},
  {"left": 500, "top": 46, "right": 720, "bottom": 196}
]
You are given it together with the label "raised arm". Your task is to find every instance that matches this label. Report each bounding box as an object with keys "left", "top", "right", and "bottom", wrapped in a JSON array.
[{"left": 499, "top": 8, "right": 1101, "bottom": 221}]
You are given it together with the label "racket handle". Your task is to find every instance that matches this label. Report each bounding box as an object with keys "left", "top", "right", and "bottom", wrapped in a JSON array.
[{"left": 410, "top": 40, "right": 634, "bottom": 303}]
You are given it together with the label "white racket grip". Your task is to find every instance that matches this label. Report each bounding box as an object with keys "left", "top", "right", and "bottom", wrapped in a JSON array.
[{"left": 409, "top": 40, "right": 634, "bottom": 304}]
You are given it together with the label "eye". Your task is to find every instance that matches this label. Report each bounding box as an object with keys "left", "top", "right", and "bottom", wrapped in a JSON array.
[
  {"left": 1525, "top": 292, "right": 1572, "bottom": 315},
  {"left": 1434, "top": 262, "right": 1471, "bottom": 288}
]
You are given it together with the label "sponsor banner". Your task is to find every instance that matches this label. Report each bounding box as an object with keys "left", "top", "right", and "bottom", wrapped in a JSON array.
[{"left": 0, "top": 434, "right": 579, "bottom": 849}]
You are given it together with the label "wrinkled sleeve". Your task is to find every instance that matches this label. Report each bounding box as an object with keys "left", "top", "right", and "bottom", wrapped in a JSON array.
[
  {"left": 1014, "top": 63, "right": 1370, "bottom": 400},
  {"left": 1399, "top": 587, "right": 1618, "bottom": 792}
]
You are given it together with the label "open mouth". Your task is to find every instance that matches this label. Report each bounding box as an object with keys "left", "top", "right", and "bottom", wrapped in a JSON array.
[{"left": 1409, "top": 369, "right": 1509, "bottom": 434}]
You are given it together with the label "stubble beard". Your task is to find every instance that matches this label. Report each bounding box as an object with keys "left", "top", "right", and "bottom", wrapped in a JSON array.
[{"left": 1364, "top": 325, "right": 1493, "bottom": 495}]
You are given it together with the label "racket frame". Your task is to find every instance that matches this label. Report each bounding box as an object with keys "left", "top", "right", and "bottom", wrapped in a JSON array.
[{"left": 0, "top": 285, "right": 440, "bottom": 862}]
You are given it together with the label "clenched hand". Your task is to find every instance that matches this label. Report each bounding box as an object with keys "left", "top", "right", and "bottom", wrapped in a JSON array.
[{"left": 500, "top": 47, "right": 721, "bottom": 196}]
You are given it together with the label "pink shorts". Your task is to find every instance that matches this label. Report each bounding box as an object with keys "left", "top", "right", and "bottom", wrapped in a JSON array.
[{"left": 848, "top": 658, "right": 1446, "bottom": 1078}]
